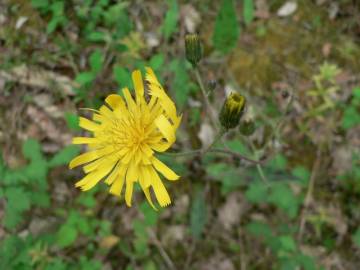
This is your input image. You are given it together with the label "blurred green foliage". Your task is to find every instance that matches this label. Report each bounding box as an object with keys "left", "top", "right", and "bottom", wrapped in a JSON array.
[{"left": 213, "top": 0, "right": 240, "bottom": 53}]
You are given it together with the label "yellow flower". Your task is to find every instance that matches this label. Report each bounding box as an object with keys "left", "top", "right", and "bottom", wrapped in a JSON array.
[{"left": 69, "top": 67, "right": 182, "bottom": 209}]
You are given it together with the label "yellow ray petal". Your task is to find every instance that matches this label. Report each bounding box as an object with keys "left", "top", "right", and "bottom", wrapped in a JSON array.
[
  {"left": 146, "top": 67, "right": 178, "bottom": 123},
  {"left": 145, "top": 67, "right": 159, "bottom": 85},
  {"left": 69, "top": 146, "right": 114, "bottom": 169},
  {"left": 79, "top": 117, "right": 101, "bottom": 131},
  {"left": 83, "top": 155, "right": 116, "bottom": 173},
  {"left": 142, "top": 188, "right": 157, "bottom": 210},
  {"left": 121, "top": 150, "right": 134, "bottom": 164},
  {"left": 72, "top": 137, "right": 99, "bottom": 144},
  {"left": 132, "top": 70, "right": 144, "bottom": 102},
  {"left": 154, "top": 114, "right": 175, "bottom": 143},
  {"left": 75, "top": 162, "right": 114, "bottom": 191},
  {"left": 141, "top": 153, "right": 152, "bottom": 165},
  {"left": 139, "top": 168, "right": 157, "bottom": 210},
  {"left": 150, "top": 142, "right": 172, "bottom": 152},
  {"left": 122, "top": 87, "right": 137, "bottom": 113},
  {"left": 92, "top": 113, "right": 106, "bottom": 123},
  {"left": 126, "top": 162, "right": 138, "bottom": 183},
  {"left": 99, "top": 105, "right": 114, "bottom": 119},
  {"left": 109, "top": 176, "right": 125, "bottom": 196},
  {"left": 104, "top": 162, "right": 126, "bottom": 185},
  {"left": 125, "top": 180, "right": 134, "bottom": 207},
  {"left": 148, "top": 167, "right": 171, "bottom": 207},
  {"left": 105, "top": 94, "right": 126, "bottom": 111},
  {"left": 152, "top": 157, "right": 180, "bottom": 180},
  {"left": 141, "top": 165, "right": 152, "bottom": 187},
  {"left": 108, "top": 164, "right": 127, "bottom": 196},
  {"left": 140, "top": 144, "right": 154, "bottom": 157}
]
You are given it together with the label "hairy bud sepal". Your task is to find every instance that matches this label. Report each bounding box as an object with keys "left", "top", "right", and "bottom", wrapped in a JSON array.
[
  {"left": 239, "top": 119, "right": 256, "bottom": 136},
  {"left": 219, "top": 92, "right": 246, "bottom": 130},
  {"left": 185, "top": 34, "right": 202, "bottom": 67}
]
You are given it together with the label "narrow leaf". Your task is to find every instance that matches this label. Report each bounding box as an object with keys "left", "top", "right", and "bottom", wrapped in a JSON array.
[{"left": 213, "top": 0, "right": 240, "bottom": 53}]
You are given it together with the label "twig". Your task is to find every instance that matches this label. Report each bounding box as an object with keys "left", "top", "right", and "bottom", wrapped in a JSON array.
[
  {"left": 201, "top": 128, "right": 225, "bottom": 155},
  {"left": 247, "top": 139, "right": 269, "bottom": 183},
  {"left": 148, "top": 229, "right": 177, "bottom": 270},
  {"left": 184, "top": 240, "right": 196, "bottom": 269},
  {"left": 163, "top": 147, "right": 262, "bottom": 165},
  {"left": 297, "top": 149, "right": 322, "bottom": 241},
  {"left": 194, "top": 67, "right": 219, "bottom": 129}
]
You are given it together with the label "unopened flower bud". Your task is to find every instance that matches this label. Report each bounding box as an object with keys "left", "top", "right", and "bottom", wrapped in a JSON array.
[
  {"left": 219, "top": 92, "right": 246, "bottom": 130},
  {"left": 239, "top": 118, "right": 256, "bottom": 136},
  {"left": 185, "top": 34, "right": 202, "bottom": 67}
]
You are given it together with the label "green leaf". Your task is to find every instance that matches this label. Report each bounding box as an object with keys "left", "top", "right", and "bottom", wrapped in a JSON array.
[
  {"left": 190, "top": 189, "right": 207, "bottom": 239},
  {"left": 226, "top": 140, "right": 250, "bottom": 155},
  {"left": 144, "top": 260, "right": 157, "bottom": 270},
  {"left": 78, "top": 256, "right": 102, "bottom": 270},
  {"left": 22, "top": 139, "right": 42, "bottom": 161},
  {"left": 5, "top": 187, "right": 31, "bottom": 211},
  {"left": 133, "top": 219, "right": 149, "bottom": 257},
  {"left": 56, "top": 224, "right": 78, "bottom": 248},
  {"left": 3, "top": 187, "right": 31, "bottom": 228},
  {"left": 291, "top": 166, "right": 310, "bottom": 185},
  {"left": 48, "top": 145, "right": 80, "bottom": 167},
  {"left": 149, "top": 53, "right": 165, "bottom": 72},
  {"left": 87, "top": 31, "right": 107, "bottom": 42},
  {"left": 103, "top": 3, "right": 128, "bottom": 26},
  {"left": 213, "top": 0, "right": 240, "bottom": 53},
  {"left": 245, "top": 181, "right": 268, "bottom": 203},
  {"left": 31, "top": 0, "right": 49, "bottom": 9},
  {"left": 113, "top": 66, "right": 133, "bottom": 89},
  {"left": 295, "top": 254, "right": 317, "bottom": 270},
  {"left": 352, "top": 228, "right": 360, "bottom": 247},
  {"left": 169, "top": 59, "right": 194, "bottom": 108},
  {"left": 245, "top": 221, "right": 273, "bottom": 240},
  {"left": 77, "top": 191, "right": 97, "bottom": 208},
  {"left": 162, "top": 0, "right": 179, "bottom": 40},
  {"left": 268, "top": 183, "right": 299, "bottom": 218},
  {"left": 0, "top": 151, "right": 5, "bottom": 179},
  {"left": 0, "top": 235, "right": 33, "bottom": 269},
  {"left": 243, "top": 0, "right": 254, "bottom": 25},
  {"left": 50, "top": 1, "right": 64, "bottom": 16},
  {"left": 279, "top": 235, "right": 297, "bottom": 252},
  {"left": 75, "top": 72, "right": 96, "bottom": 85},
  {"left": 30, "top": 192, "right": 50, "bottom": 208},
  {"left": 267, "top": 153, "right": 287, "bottom": 170},
  {"left": 352, "top": 87, "right": 360, "bottom": 99},
  {"left": 3, "top": 169, "right": 28, "bottom": 185},
  {"left": 89, "top": 49, "right": 104, "bottom": 74},
  {"left": 45, "top": 259, "right": 68, "bottom": 270},
  {"left": 342, "top": 106, "right": 360, "bottom": 130},
  {"left": 207, "top": 163, "right": 230, "bottom": 178},
  {"left": 24, "top": 159, "right": 48, "bottom": 185},
  {"left": 64, "top": 112, "right": 81, "bottom": 131},
  {"left": 206, "top": 162, "right": 244, "bottom": 195},
  {"left": 47, "top": 16, "right": 65, "bottom": 34},
  {"left": 140, "top": 202, "right": 158, "bottom": 226}
]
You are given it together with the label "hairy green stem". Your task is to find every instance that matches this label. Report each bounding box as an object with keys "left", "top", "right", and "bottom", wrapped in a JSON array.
[
  {"left": 194, "top": 67, "right": 219, "bottom": 129},
  {"left": 163, "top": 147, "right": 261, "bottom": 165}
]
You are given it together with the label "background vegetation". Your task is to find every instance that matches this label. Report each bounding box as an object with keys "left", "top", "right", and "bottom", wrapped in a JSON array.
[{"left": 0, "top": 0, "right": 360, "bottom": 269}]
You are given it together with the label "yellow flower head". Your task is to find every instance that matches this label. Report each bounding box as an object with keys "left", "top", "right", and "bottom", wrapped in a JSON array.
[{"left": 69, "top": 67, "right": 182, "bottom": 209}]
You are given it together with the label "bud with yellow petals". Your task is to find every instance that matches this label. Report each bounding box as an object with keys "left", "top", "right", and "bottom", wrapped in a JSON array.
[{"left": 219, "top": 92, "right": 246, "bottom": 130}]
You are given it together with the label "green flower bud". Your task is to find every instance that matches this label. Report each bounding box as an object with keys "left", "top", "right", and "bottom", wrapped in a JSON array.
[
  {"left": 239, "top": 118, "right": 256, "bottom": 136},
  {"left": 219, "top": 92, "right": 246, "bottom": 130},
  {"left": 185, "top": 34, "right": 202, "bottom": 67}
]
